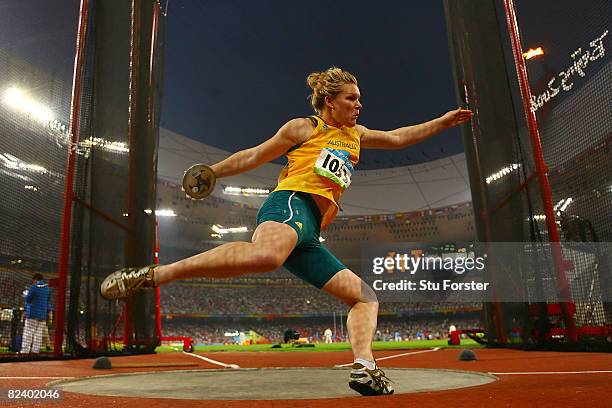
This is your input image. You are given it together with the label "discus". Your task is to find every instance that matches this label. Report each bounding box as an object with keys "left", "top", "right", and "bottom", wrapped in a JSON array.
[{"left": 182, "top": 164, "right": 216, "bottom": 199}]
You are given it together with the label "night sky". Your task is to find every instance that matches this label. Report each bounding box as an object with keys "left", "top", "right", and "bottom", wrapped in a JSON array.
[{"left": 160, "top": 0, "right": 464, "bottom": 170}]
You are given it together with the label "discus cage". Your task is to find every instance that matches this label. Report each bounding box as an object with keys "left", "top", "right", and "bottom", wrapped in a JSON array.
[
  {"left": 0, "top": 0, "right": 166, "bottom": 361},
  {"left": 444, "top": 0, "right": 611, "bottom": 349}
]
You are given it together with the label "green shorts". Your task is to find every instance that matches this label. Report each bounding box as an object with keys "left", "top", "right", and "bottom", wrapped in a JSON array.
[{"left": 256, "top": 190, "right": 346, "bottom": 288}]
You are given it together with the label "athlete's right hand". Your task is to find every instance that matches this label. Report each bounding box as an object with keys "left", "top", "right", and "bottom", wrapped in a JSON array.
[{"left": 182, "top": 164, "right": 217, "bottom": 199}]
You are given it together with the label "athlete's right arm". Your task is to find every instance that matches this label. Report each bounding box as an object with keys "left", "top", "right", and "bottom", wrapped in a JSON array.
[{"left": 210, "top": 118, "right": 311, "bottom": 178}]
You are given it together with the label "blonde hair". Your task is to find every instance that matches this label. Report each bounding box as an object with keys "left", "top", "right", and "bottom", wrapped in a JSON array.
[{"left": 306, "top": 67, "right": 358, "bottom": 114}]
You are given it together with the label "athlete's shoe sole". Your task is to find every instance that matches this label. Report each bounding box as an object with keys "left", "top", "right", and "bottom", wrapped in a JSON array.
[{"left": 100, "top": 265, "right": 156, "bottom": 300}]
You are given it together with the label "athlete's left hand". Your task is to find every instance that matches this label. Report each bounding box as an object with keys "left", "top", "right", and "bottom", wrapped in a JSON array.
[{"left": 441, "top": 108, "right": 474, "bottom": 128}]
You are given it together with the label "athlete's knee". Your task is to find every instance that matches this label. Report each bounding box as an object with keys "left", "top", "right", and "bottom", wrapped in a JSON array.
[
  {"left": 251, "top": 247, "right": 287, "bottom": 272},
  {"left": 360, "top": 280, "right": 378, "bottom": 304}
]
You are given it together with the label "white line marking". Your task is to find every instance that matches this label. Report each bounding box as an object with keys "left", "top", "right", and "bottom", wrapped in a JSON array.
[
  {"left": 490, "top": 370, "right": 612, "bottom": 375},
  {"left": 282, "top": 192, "right": 296, "bottom": 223},
  {"left": 0, "top": 377, "right": 76, "bottom": 380},
  {"left": 182, "top": 352, "right": 240, "bottom": 369},
  {"left": 377, "top": 347, "right": 441, "bottom": 362},
  {"left": 334, "top": 347, "right": 441, "bottom": 368}
]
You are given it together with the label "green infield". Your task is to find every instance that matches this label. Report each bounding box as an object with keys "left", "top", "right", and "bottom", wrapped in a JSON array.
[{"left": 155, "top": 338, "right": 483, "bottom": 353}]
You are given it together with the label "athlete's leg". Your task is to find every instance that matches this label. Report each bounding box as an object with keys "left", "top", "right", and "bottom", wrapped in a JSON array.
[
  {"left": 322, "top": 269, "right": 393, "bottom": 396},
  {"left": 154, "top": 221, "right": 297, "bottom": 285},
  {"left": 321, "top": 269, "right": 378, "bottom": 361},
  {"left": 102, "top": 191, "right": 303, "bottom": 300}
]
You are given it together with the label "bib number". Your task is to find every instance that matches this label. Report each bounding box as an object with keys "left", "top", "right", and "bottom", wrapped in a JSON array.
[{"left": 314, "top": 148, "right": 354, "bottom": 189}]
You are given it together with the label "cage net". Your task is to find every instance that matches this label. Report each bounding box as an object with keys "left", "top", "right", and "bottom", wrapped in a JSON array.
[
  {"left": 0, "top": 0, "right": 78, "bottom": 357},
  {"left": 445, "top": 0, "right": 611, "bottom": 349},
  {"left": 0, "top": 0, "right": 163, "bottom": 360}
]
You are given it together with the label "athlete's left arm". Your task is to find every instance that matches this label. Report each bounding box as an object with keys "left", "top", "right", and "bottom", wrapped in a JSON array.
[{"left": 359, "top": 108, "right": 473, "bottom": 150}]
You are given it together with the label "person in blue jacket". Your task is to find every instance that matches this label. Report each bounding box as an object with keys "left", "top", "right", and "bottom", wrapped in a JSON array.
[{"left": 21, "top": 273, "right": 52, "bottom": 354}]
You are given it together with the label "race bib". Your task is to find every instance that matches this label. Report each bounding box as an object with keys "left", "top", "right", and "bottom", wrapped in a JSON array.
[{"left": 314, "top": 148, "right": 354, "bottom": 189}]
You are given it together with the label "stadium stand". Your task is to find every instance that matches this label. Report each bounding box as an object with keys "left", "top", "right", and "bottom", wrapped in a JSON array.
[{"left": 161, "top": 316, "right": 482, "bottom": 345}]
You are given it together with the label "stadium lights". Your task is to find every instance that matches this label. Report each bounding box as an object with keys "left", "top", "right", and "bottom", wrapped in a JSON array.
[
  {"left": 0, "top": 152, "right": 48, "bottom": 174},
  {"left": 555, "top": 197, "right": 573, "bottom": 216},
  {"left": 156, "top": 209, "right": 177, "bottom": 217},
  {"left": 144, "top": 209, "right": 177, "bottom": 217},
  {"left": 553, "top": 197, "right": 573, "bottom": 212},
  {"left": 3, "top": 86, "right": 54, "bottom": 124},
  {"left": 1, "top": 87, "right": 127, "bottom": 156},
  {"left": 223, "top": 185, "right": 270, "bottom": 196},
  {"left": 211, "top": 224, "right": 248, "bottom": 235},
  {"left": 485, "top": 163, "right": 520, "bottom": 184},
  {"left": 523, "top": 47, "right": 544, "bottom": 60},
  {"left": 79, "top": 137, "right": 129, "bottom": 153},
  {"left": 557, "top": 197, "right": 573, "bottom": 212}
]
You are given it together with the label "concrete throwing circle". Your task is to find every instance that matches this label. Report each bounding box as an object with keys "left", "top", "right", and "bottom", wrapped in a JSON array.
[{"left": 50, "top": 368, "right": 497, "bottom": 400}]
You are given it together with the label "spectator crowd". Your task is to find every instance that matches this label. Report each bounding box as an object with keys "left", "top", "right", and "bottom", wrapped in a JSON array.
[
  {"left": 160, "top": 282, "right": 482, "bottom": 316},
  {"left": 161, "top": 317, "right": 482, "bottom": 345}
]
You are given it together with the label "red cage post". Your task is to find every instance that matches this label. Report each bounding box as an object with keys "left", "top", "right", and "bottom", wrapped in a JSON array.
[
  {"left": 54, "top": 0, "right": 90, "bottom": 356},
  {"left": 503, "top": 0, "right": 577, "bottom": 342}
]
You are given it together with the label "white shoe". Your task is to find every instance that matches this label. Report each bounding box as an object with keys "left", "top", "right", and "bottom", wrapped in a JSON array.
[
  {"left": 100, "top": 265, "right": 156, "bottom": 300},
  {"left": 348, "top": 362, "right": 394, "bottom": 396}
]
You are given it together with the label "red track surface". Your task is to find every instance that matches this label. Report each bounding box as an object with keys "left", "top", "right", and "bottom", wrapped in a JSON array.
[{"left": 1, "top": 348, "right": 611, "bottom": 407}]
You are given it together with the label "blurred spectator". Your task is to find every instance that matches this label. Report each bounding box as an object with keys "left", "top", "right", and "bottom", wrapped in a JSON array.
[
  {"left": 21, "top": 273, "right": 52, "bottom": 354},
  {"left": 324, "top": 328, "right": 333, "bottom": 344},
  {"left": 160, "top": 316, "right": 481, "bottom": 345}
]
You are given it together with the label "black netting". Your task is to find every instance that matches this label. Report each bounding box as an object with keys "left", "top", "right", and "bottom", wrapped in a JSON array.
[
  {"left": 0, "top": 0, "right": 79, "bottom": 358},
  {"left": 445, "top": 0, "right": 611, "bottom": 349},
  {"left": 1, "top": 0, "right": 165, "bottom": 360}
]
